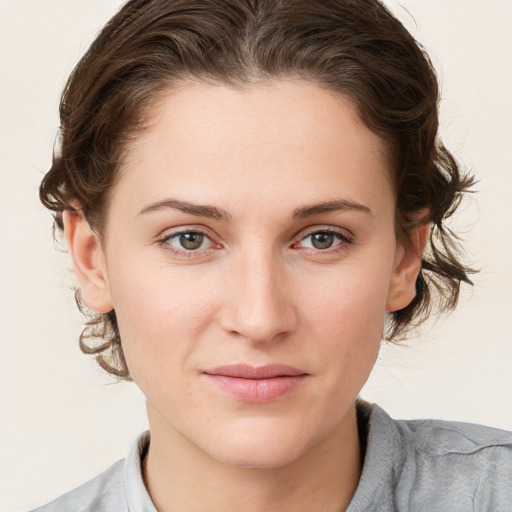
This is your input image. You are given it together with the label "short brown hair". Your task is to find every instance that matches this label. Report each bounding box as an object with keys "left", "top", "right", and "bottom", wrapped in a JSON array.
[{"left": 40, "top": 0, "right": 475, "bottom": 380}]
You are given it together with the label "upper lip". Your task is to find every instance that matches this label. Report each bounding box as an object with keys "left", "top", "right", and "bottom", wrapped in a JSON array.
[{"left": 203, "top": 364, "right": 308, "bottom": 379}]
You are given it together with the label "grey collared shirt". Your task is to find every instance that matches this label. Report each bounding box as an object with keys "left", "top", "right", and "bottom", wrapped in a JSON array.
[{"left": 30, "top": 402, "right": 512, "bottom": 511}]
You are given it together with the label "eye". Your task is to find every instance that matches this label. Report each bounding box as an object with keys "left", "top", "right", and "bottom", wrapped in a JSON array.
[
  {"left": 160, "top": 230, "right": 215, "bottom": 252},
  {"left": 297, "top": 229, "right": 352, "bottom": 251}
]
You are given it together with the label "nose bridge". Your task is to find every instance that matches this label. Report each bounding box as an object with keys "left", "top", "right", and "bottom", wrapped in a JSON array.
[{"left": 220, "top": 242, "right": 296, "bottom": 344}]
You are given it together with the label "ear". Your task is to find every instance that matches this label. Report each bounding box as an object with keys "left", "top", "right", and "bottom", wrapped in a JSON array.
[
  {"left": 386, "top": 222, "right": 430, "bottom": 312},
  {"left": 62, "top": 209, "right": 114, "bottom": 314}
]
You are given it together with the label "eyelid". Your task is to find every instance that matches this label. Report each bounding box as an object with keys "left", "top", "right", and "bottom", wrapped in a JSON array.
[
  {"left": 156, "top": 225, "right": 222, "bottom": 256},
  {"left": 295, "top": 225, "right": 354, "bottom": 243},
  {"left": 292, "top": 226, "right": 355, "bottom": 252},
  {"left": 157, "top": 224, "right": 216, "bottom": 241}
]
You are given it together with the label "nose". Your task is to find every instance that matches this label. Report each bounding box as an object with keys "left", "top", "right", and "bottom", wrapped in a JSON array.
[{"left": 218, "top": 247, "right": 298, "bottom": 345}]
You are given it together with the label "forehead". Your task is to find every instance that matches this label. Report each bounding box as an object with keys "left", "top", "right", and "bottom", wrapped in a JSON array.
[{"left": 115, "top": 80, "right": 393, "bottom": 219}]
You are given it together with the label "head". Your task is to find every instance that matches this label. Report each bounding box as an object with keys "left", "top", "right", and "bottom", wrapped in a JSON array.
[{"left": 41, "top": 1, "right": 473, "bottom": 389}]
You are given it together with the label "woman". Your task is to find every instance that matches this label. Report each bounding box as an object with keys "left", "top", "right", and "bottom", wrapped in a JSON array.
[{"left": 29, "top": 0, "right": 512, "bottom": 510}]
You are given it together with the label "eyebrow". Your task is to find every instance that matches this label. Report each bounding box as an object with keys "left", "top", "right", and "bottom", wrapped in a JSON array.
[
  {"left": 292, "top": 199, "right": 372, "bottom": 219},
  {"left": 137, "top": 197, "right": 371, "bottom": 221},
  {"left": 138, "top": 198, "right": 232, "bottom": 221}
]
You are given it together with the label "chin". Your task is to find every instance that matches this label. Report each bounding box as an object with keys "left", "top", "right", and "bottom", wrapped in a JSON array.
[
  {"left": 204, "top": 419, "right": 313, "bottom": 470},
  {"left": 216, "top": 443, "right": 304, "bottom": 470}
]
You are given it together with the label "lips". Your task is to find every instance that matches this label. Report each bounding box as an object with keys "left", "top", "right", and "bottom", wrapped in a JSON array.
[
  {"left": 205, "top": 364, "right": 307, "bottom": 379},
  {"left": 202, "top": 364, "right": 309, "bottom": 403}
]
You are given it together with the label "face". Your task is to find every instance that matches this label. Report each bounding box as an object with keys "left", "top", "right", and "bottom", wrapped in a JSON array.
[{"left": 71, "top": 80, "right": 420, "bottom": 469}]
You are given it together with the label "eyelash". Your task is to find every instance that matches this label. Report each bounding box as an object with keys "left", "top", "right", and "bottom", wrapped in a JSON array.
[
  {"left": 295, "top": 227, "right": 354, "bottom": 254},
  {"left": 156, "top": 227, "right": 354, "bottom": 258},
  {"left": 157, "top": 228, "right": 219, "bottom": 259}
]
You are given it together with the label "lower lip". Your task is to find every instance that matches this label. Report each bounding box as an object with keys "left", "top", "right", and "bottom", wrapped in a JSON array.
[{"left": 203, "top": 374, "right": 308, "bottom": 403}]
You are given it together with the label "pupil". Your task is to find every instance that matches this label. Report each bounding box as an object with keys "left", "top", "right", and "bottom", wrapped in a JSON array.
[
  {"left": 180, "top": 233, "right": 203, "bottom": 250},
  {"left": 312, "top": 232, "right": 334, "bottom": 249}
]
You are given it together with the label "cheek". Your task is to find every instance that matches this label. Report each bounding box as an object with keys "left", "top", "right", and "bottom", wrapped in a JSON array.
[
  {"left": 309, "top": 287, "right": 385, "bottom": 368},
  {"left": 302, "top": 255, "right": 391, "bottom": 336},
  {"left": 298, "top": 257, "right": 392, "bottom": 381},
  {"left": 107, "top": 262, "right": 220, "bottom": 380}
]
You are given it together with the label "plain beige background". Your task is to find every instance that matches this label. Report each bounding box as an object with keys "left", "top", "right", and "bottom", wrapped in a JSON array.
[{"left": 1, "top": 1, "right": 511, "bottom": 510}]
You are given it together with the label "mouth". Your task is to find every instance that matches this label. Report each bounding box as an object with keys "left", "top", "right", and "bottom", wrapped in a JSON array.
[{"left": 202, "top": 364, "right": 309, "bottom": 403}]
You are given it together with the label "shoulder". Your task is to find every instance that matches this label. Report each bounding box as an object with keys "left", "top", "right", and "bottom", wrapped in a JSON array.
[
  {"left": 396, "top": 412, "right": 512, "bottom": 460},
  {"left": 28, "top": 459, "right": 126, "bottom": 512},
  {"left": 28, "top": 431, "right": 154, "bottom": 512},
  {"left": 368, "top": 403, "right": 512, "bottom": 511}
]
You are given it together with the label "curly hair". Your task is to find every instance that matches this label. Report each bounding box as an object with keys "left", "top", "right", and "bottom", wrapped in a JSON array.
[{"left": 40, "top": 0, "right": 475, "bottom": 380}]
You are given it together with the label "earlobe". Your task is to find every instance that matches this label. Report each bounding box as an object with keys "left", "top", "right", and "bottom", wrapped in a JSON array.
[
  {"left": 386, "top": 222, "right": 430, "bottom": 312},
  {"left": 62, "top": 209, "right": 114, "bottom": 314}
]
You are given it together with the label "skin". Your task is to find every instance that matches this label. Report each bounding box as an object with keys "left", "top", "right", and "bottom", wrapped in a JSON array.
[{"left": 64, "top": 80, "right": 427, "bottom": 512}]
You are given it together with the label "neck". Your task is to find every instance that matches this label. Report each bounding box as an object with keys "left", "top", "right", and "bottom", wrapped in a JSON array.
[{"left": 143, "top": 403, "right": 362, "bottom": 512}]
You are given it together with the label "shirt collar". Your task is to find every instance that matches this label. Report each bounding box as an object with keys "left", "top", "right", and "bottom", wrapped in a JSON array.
[{"left": 124, "top": 431, "right": 157, "bottom": 512}]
